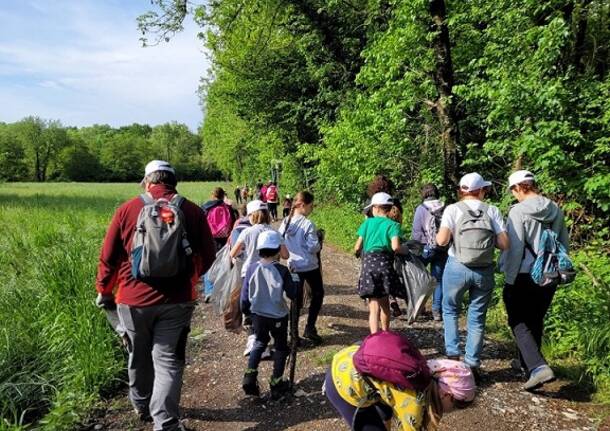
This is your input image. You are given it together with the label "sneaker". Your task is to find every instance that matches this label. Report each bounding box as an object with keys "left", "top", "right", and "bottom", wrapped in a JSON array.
[
  {"left": 242, "top": 370, "right": 260, "bottom": 396},
  {"left": 523, "top": 365, "right": 555, "bottom": 391},
  {"left": 270, "top": 379, "right": 291, "bottom": 400},
  {"left": 243, "top": 334, "right": 256, "bottom": 356},
  {"left": 302, "top": 326, "right": 322, "bottom": 346},
  {"left": 432, "top": 310, "right": 442, "bottom": 322},
  {"left": 390, "top": 301, "right": 402, "bottom": 318}
]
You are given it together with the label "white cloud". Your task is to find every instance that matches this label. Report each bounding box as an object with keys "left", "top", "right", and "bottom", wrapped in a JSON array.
[{"left": 0, "top": 0, "right": 210, "bottom": 131}]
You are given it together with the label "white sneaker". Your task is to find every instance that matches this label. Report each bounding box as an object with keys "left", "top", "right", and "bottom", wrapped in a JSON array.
[{"left": 243, "top": 334, "right": 256, "bottom": 356}]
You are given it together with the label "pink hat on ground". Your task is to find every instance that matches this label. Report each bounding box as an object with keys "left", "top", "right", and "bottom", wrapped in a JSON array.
[{"left": 427, "top": 359, "right": 476, "bottom": 402}]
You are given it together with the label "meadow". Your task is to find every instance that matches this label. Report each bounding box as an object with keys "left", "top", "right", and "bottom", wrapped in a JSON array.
[{"left": 0, "top": 182, "right": 228, "bottom": 430}]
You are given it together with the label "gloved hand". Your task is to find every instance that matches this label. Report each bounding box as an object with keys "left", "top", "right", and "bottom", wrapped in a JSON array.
[{"left": 96, "top": 293, "right": 116, "bottom": 310}]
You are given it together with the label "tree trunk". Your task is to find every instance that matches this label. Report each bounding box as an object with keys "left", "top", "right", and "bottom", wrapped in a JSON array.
[{"left": 429, "top": 0, "right": 460, "bottom": 196}]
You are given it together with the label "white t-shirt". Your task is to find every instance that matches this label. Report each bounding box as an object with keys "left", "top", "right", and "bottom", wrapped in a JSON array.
[
  {"left": 236, "top": 224, "right": 282, "bottom": 277},
  {"left": 440, "top": 199, "right": 506, "bottom": 257}
]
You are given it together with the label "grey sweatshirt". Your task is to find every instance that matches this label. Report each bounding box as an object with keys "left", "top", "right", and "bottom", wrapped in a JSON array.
[
  {"left": 411, "top": 199, "right": 445, "bottom": 244},
  {"left": 499, "top": 196, "right": 569, "bottom": 285},
  {"left": 278, "top": 214, "right": 321, "bottom": 273},
  {"left": 240, "top": 261, "right": 297, "bottom": 319}
]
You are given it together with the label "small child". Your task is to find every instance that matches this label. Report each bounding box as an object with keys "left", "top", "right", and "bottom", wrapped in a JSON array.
[
  {"left": 282, "top": 194, "right": 293, "bottom": 218},
  {"left": 354, "top": 192, "right": 405, "bottom": 333},
  {"left": 240, "top": 230, "right": 298, "bottom": 399}
]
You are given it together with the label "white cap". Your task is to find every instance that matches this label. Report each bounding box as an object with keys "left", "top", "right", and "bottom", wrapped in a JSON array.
[
  {"left": 364, "top": 192, "right": 393, "bottom": 211},
  {"left": 256, "top": 230, "right": 282, "bottom": 250},
  {"left": 459, "top": 172, "right": 491, "bottom": 192},
  {"left": 508, "top": 170, "right": 535, "bottom": 189},
  {"left": 247, "top": 200, "right": 267, "bottom": 215},
  {"left": 141, "top": 160, "right": 175, "bottom": 184}
]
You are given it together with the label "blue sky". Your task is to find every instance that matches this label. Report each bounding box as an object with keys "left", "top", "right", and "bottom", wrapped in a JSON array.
[{"left": 0, "top": 0, "right": 210, "bottom": 131}]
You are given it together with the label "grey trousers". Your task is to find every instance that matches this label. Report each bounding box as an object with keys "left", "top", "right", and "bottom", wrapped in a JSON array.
[{"left": 117, "top": 302, "right": 195, "bottom": 431}]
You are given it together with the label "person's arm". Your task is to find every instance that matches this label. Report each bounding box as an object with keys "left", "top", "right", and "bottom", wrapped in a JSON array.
[
  {"left": 500, "top": 208, "right": 524, "bottom": 285},
  {"left": 496, "top": 231, "right": 510, "bottom": 250},
  {"left": 230, "top": 241, "right": 244, "bottom": 259},
  {"left": 391, "top": 236, "right": 403, "bottom": 254},
  {"left": 411, "top": 206, "right": 426, "bottom": 243},
  {"left": 95, "top": 208, "right": 123, "bottom": 297},
  {"left": 304, "top": 221, "right": 321, "bottom": 254},
  {"left": 280, "top": 244, "right": 290, "bottom": 260},
  {"left": 554, "top": 207, "right": 570, "bottom": 252},
  {"left": 354, "top": 237, "right": 363, "bottom": 255},
  {"left": 280, "top": 266, "right": 298, "bottom": 301},
  {"left": 436, "top": 227, "right": 452, "bottom": 247},
  {"left": 240, "top": 265, "right": 254, "bottom": 315}
]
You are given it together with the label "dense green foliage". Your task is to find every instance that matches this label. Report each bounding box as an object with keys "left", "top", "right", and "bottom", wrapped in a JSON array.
[
  {"left": 0, "top": 119, "right": 222, "bottom": 183},
  {"left": 137, "top": 0, "right": 610, "bottom": 398},
  {"left": 0, "top": 182, "right": 227, "bottom": 429}
]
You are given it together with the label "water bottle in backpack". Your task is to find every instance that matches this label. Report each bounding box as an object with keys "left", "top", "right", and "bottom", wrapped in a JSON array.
[{"left": 130, "top": 194, "right": 192, "bottom": 280}]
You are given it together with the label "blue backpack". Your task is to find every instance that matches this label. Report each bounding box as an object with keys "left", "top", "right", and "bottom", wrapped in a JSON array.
[{"left": 528, "top": 228, "right": 575, "bottom": 287}]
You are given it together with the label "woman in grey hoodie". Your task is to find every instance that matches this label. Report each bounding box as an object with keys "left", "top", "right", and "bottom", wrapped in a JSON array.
[
  {"left": 278, "top": 191, "right": 324, "bottom": 345},
  {"left": 499, "top": 170, "right": 569, "bottom": 391}
]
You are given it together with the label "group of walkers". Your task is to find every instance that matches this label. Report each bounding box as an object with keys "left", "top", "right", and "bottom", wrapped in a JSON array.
[{"left": 94, "top": 160, "right": 571, "bottom": 431}]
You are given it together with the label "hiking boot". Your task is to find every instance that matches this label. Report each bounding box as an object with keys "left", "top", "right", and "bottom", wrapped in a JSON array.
[
  {"left": 432, "top": 310, "right": 442, "bottom": 322},
  {"left": 242, "top": 370, "right": 260, "bottom": 396},
  {"left": 303, "top": 326, "right": 322, "bottom": 346},
  {"left": 524, "top": 365, "right": 555, "bottom": 391},
  {"left": 243, "top": 334, "right": 256, "bottom": 356},
  {"left": 390, "top": 301, "right": 402, "bottom": 318},
  {"left": 270, "top": 379, "right": 291, "bottom": 400}
]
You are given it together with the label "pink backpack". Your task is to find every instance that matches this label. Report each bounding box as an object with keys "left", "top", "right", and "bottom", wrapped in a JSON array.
[
  {"left": 266, "top": 185, "right": 278, "bottom": 202},
  {"left": 353, "top": 331, "right": 431, "bottom": 391},
  {"left": 206, "top": 204, "right": 233, "bottom": 238}
]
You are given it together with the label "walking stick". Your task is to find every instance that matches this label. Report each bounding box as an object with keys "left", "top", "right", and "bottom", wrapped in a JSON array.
[{"left": 288, "top": 298, "right": 299, "bottom": 389}]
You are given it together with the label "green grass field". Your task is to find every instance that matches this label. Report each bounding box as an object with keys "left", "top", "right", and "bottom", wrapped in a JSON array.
[{"left": 0, "top": 182, "right": 228, "bottom": 430}]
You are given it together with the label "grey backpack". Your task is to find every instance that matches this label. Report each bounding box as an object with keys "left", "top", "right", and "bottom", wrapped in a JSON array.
[
  {"left": 453, "top": 201, "right": 495, "bottom": 267},
  {"left": 131, "top": 194, "right": 192, "bottom": 280}
]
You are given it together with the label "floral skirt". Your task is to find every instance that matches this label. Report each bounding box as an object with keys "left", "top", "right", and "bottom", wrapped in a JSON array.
[{"left": 358, "top": 252, "right": 404, "bottom": 299}]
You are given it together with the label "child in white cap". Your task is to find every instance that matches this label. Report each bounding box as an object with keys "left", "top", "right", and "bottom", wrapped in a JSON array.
[
  {"left": 435, "top": 173, "right": 510, "bottom": 381},
  {"left": 354, "top": 192, "right": 406, "bottom": 333},
  {"left": 240, "top": 230, "right": 298, "bottom": 400}
]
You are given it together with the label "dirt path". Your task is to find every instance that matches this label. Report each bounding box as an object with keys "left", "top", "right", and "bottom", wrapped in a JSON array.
[{"left": 94, "top": 245, "right": 608, "bottom": 431}]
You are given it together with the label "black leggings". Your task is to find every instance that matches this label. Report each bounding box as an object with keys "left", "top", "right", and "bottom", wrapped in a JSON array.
[
  {"left": 503, "top": 274, "right": 556, "bottom": 372},
  {"left": 325, "top": 370, "right": 392, "bottom": 431},
  {"left": 296, "top": 267, "right": 324, "bottom": 329}
]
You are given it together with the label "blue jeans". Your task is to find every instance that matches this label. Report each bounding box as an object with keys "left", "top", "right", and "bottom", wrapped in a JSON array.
[
  {"left": 442, "top": 257, "right": 495, "bottom": 368},
  {"left": 420, "top": 246, "right": 447, "bottom": 313}
]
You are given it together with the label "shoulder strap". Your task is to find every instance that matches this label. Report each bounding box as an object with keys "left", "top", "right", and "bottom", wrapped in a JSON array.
[
  {"left": 139, "top": 193, "right": 154, "bottom": 205},
  {"left": 170, "top": 194, "right": 185, "bottom": 208}
]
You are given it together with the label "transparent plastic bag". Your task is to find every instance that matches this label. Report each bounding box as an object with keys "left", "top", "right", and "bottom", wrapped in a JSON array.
[
  {"left": 212, "top": 260, "right": 242, "bottom": 316},
  {"left": 207, "top": 244, "right": 231, "bottom": 285},
  {"left": 395, "top": 254, "right": 436, "bottom": 324}
]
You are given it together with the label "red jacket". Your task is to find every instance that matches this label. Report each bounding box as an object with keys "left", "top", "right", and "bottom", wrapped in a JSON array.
[{"left": 96, "top": 184, "right": 216, "bottom": 307}]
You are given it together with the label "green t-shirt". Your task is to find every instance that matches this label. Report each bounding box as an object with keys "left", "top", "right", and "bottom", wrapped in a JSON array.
[{"left": 357, "top": 216, "right": 402, "bottom": 253}]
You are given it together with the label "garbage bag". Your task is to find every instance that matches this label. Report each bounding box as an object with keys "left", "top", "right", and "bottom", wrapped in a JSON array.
[
  {"left": 395, "top": 254, "right": 436, "bottom": 324},
  {"left": 212, "top": 259, "right": 242, "bottom": 316},
  {"left": 207, "top": 244, "right": 231, "bottom": 285}
]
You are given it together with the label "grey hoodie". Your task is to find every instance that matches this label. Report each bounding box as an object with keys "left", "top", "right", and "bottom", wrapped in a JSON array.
[
  {"left": 411, "top": 198, "right": 445, "bottom": 245},
  {"left": 499, "top": 196, "right": 569, "bottom": 285},
  {"left": 278, "top": 214, "right": 321, "bottom": 273}
]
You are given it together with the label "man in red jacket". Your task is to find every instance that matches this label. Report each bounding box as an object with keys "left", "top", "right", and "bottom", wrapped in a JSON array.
[{"left": 96, "top": 160, "right": 215, "bottom": 431}]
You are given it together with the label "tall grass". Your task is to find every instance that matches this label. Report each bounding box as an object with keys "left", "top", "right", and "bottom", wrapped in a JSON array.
[
  {"left": 311, "top": 202, "right": 610, "bottom": 403},
  {"left": 0, "top": 182, "right": 227, "bottom": 429}
]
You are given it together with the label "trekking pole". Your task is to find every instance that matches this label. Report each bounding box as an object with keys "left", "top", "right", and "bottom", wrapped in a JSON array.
[{"left": 288, "top": 298, "right": 299, "bottom": 389}]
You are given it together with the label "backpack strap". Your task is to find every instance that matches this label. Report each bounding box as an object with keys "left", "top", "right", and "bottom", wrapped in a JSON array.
[
  {"left": 169, "top": 194, "right": 185, "bottom": 208},
  {"left": 139, "top": 193, "right": 154, "bottom": 205}
]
